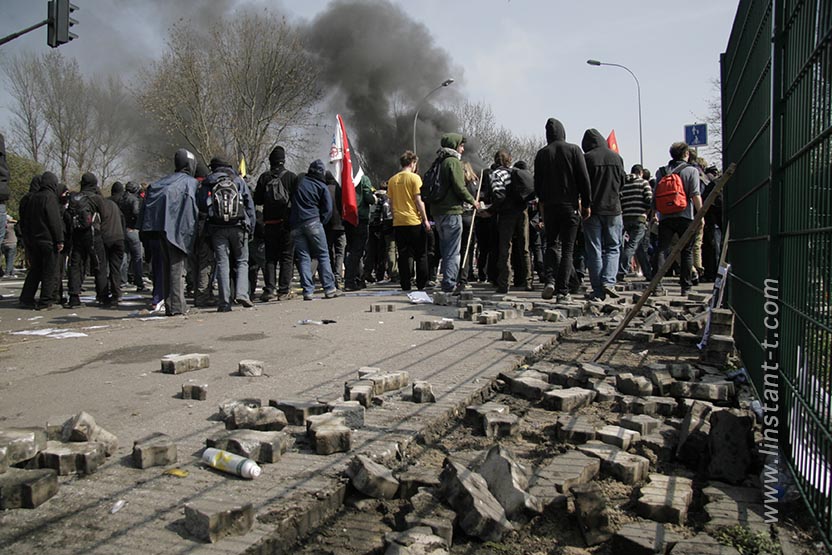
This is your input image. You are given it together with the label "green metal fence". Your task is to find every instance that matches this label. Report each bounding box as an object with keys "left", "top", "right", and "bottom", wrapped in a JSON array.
[{"left": 722, "top": 0, "right": 832, "bottom": 548}]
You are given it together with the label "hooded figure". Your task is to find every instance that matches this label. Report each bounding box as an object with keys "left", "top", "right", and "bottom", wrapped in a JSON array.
[
  {"left": 18, "top": 175, "right": 43, "bottom": 242},
  {"left": 581, "top": 128, "right": 625, "bottom": 216},
  {"left": 139, "top": 148, "right": 200, "bottom": 315},
  {"left": 19, "top": 171, "right": 64, "bottom": 309},
  {"left": 342, "top": 173, "right": 377, "bottom": 290},
  {"left": 110, "top": 181, "right": 125, "bottom": 204}
]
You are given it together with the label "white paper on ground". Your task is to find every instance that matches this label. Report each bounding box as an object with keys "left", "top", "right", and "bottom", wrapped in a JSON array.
[{"left": 407, "top": 291, "right": 433, "bottom": 304}]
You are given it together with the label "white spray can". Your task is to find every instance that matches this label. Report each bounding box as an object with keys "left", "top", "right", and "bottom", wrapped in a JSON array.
[{"left": 201, "top": 448, "right": 261, "bottom": 479}]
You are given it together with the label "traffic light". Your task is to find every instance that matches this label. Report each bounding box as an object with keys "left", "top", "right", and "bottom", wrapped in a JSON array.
[{"left": 47, "top": 0, "right": 78, "bottom": 48}]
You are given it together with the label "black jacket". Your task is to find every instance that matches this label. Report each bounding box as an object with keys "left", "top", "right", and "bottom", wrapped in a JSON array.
[
  {"left": 253, "top": 165, "right": 298, "bottom": 222},
  {"left": 22, "top": 172, "right": 63, "bottom": 246},
  {"left": 99, "top": 198, "right": 125, "bottom": 244},
  {"left": 581, "top": 128, "right": 625, "bottom": 216},
  {"left": 325, "top": 176, "right": 344, "bottom": 232},
  {"left": 117, "top": 192, "right": 141, "bottom": 228},
  {"left": 534, "top": 118, "right": 591, "bottom": 208}
]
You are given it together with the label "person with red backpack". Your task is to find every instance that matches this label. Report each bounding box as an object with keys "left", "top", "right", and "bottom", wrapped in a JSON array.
[{"left": 653, "top": 142, "right": 703, "bottom": 296}]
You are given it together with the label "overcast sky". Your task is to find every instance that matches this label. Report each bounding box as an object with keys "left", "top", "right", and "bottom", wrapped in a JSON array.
[{"left": 1, "top": 0, "right": 739, "bottom": 175}]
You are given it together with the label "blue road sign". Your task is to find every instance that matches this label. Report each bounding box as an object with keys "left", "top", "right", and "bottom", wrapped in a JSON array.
[{"left": 685, "top": 123, "right": 708, "bottom": 147}]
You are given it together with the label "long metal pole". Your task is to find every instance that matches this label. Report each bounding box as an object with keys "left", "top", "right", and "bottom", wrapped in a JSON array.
[
  {"left": 0, "top": 19, "right": 49, "bottom": 47},
  {"left": 591, "top": 61, "right": 643, "bottom": 166},
  {"left": 412, "top": 84, "right": 444, "bottom": 156}
]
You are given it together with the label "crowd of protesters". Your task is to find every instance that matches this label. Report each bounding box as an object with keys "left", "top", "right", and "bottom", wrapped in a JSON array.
[{"left": 0, "top": 121, "right": 723, "bottom": 314}]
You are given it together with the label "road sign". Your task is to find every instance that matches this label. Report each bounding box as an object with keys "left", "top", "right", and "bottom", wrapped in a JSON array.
[{"left": 685, "top": 123, "right": 708, "bottom": 147}]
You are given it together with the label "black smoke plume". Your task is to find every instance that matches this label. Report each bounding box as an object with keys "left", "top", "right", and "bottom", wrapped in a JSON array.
[{"left": 304, "top": 0, "right": 463, "bottom": 181}]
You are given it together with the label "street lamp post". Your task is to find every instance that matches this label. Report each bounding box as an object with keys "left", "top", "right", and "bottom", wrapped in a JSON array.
[
  {"left": 413, "top": 78, "right": 455, "bottom": 156},
  {"left": 587, "top": 59, "right": 643, "bottom": 166}
]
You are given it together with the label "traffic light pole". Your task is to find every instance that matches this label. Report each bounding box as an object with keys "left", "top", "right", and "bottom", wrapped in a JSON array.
[{"left": 0, "top": 19, "right": 49, "bottom": 47}]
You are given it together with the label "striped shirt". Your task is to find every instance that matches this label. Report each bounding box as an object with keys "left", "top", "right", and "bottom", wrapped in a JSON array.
[{"left": 620, "top": 175, "right": 652, "bottom": 219}]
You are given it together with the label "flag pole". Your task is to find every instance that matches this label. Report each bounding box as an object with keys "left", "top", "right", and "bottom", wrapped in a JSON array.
[{"left": 459, "top": 170, "right": 484, "bottom": 290}]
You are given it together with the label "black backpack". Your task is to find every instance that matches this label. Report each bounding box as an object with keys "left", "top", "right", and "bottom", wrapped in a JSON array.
[
  {"left": 265, "top": 168, "right": 290, "bottom": 213},
  {"left": 68, "top": 192, "right": 98, "bottom": 230},
  {"left": 209, "top": 174, "right": 244, "bottom": 224},
  {"left": 421, "top": 153, "right": 449, "bottom": 204},
  {"left": 510, "top": 168, "right": 535, "bottom": 202}
]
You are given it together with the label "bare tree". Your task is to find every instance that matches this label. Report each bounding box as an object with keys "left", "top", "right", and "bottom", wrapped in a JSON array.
[
  {"left": 694, "top": 77, "right": 723, "bottom": 167},
  {"left": 2, "top": 53, "right": 49, "bottom": 164},
  {"left": 138, "top": 12, "right": 321, "bottom": 174},
  {"left": 89, "top": 75, "right": 137, "bottom": 185}
]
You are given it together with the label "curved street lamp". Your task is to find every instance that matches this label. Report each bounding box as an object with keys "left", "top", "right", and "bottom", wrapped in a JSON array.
[
  {"left": 587, "top": 59, "right": 643, "bottom": 166},
  {"left": 413, "top": 78, "right": 455, "bottom": 157}
]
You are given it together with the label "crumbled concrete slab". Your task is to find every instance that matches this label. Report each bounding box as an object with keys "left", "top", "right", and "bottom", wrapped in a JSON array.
[
  {"left": 671, "top": 381, "right": 734, "bottom": 402},
  {"left": 420, "top": 319, "right": 454, "bottom": 331},
  {"left": 384, "top": 526, "right": 449, "bottom": 554},
  {"left": 707, "top": 334, "right": 736, "bottom": 353},
  {"left": 39, "top": 441, "right": 105, "bottom": 475},
  {"left": 226, "top": 405, "right": 288, "bottom": 431},
  {"left": 588, "top": 379, "right": 617, "bottom": 402},
  {"left": 358, "top": 366, "right": 381, "bottom": 378},
  {"left": 616, "top": 373, "right": 653, "bottom": 396},
  {"left": 371, "top": 303, "right": 396, "bottom": 312},
  {"left": 483, "top": 412, "right": 520, "bottom": 439},
  {"left": 578, "top": 362, "right": 609, "bottom": 381},
  {"left": 184, "top": 499, "right": 254, "bottom": 543},
  {"left": 530, "top": 449, "right": 600, "bottom": 501},
  {"left": 218, "top": 398, "right": 261, "bottom": 420},
  {"left": 366, "top": 371, "right": 411, "bottom": 395},
  {"left": 572, "top": 482, "right": 612, "bottom": 546},
  {"left": 465, "top": 402, "right": 509, "bottom": 427},
  {"left": 500, "top": 330, "right": 518, "bottom": 341},
  {"left": 612, "top": 521, "right": 683, "bottom": 555},
  {"left": 556, "top": 415, "right": 597, "bottom": 444},
  {"left": 311, "top": 420, "right": 352, "bottom": 455},
  {"left": 411, "top": 381, "right": 436, "bottom": 404},
  {"left": 0, "top": 428, "right": 48, "bottom": 466},
  {"left": 648, "top": 367, "right": 676, "bottom": 395},
  {"left": 671, "top": 533, "right": 741, "bottom": 554},
  {"left": 677, "top": 400, "right": 714, "bottom": 466},
  {"left": 543, "top": 388, "right": 596, "bottom": 412},
  {"left": 669, "top": 363, "right": 700, "bottom": 381},
  {"left": 132, "top": 433, "right": 177, "bottom": 469},
  {"left": 596, "top": 425, "right": 641, "bottom": 450},
  {"left": 438, "top": 458, "right": 512, "bottom": 541},
  {"left": 532, "top": 362, "right": 581, "bottom": 387},
  {"left": 207, "top": 430, "right": 291, "bottom": 464},
  {"left": 400, "top": 490, "right": 456, "bottom": 547},
  {"left": 0, "top": 468, "right": 58, "bottom": 509},
  {"left": 635, "top": 473, "right": 694, "bottom": 524},
  {"left": 619, "top": 414, "right": 662, "bottom": 435},
  {"left": 396, "top": 468, "right": 440, "bottom": 499},
  {"left": 431, "top": 292, "right": 453, "bottom": 306},
  {"left": 60, "top": 412, "right": 118, "bottom": 456},
  {"left": 638, "top": 427, "right": 680, "bottom": 462},
  {"left": 344, "top": 380, "right": 375, "bottom": 407},
  {"left": 268, "top": 400, "right": 328, "bottom": 426},
  {"left": 160, "top": 353, "right": 209, "bottom": 374},
  {"left": 45, "top": 416, "right": 71, "bottom": 441},
  {"left": 476, "top": 311, "right": 501, "bottom": 324},
  {"left": 578, "top": 440, "right": 650, "bottom": 484},
  {"left": 708, "top": 409, "right": 755, "bottom": 484},
  {"left": 328, "top": 400, "right": 366, "bottom": 428},
  {"left": 511, "top": 376, "right": 554, "bottom": 401},
  {"left": 703, "top": 482, "right": 768, "bottom": 533},
  {"left": 237, "top": 360, "right": 264, "bottom": 377},
  {"left": 477, "top": 445, "right": 541, "bottom": 518},
  {"left": 347, "top": 455, "right": 399, "bottom": 499},
  {"left": 181, "top": 383, "right": 208, "bottom": 400}
]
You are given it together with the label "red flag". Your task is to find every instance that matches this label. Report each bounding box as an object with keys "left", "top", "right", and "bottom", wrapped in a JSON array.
[
  {"left": 329, "top": 114, "right": 361, "bottom": 226},
  {"left": 607, "top": 130, "right": 620, "bottom": 153}
]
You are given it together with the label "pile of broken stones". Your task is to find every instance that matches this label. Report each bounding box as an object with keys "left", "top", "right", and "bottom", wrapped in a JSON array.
[{"left": 330, "top": 298, "right": 769, "bottom": 555}]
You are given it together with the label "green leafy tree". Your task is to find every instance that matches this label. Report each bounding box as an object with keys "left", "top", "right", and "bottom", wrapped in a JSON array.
[{"left": 5, "top": 151, "right": 44, "bottom": 218}]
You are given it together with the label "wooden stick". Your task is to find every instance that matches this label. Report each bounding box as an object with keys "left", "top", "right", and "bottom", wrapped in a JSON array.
[
  {"left": 460, "top": 170, "right": 484, "bottom": 280},
  {"left": 591, "top": 163, "right": 736, "bottom": 362}
]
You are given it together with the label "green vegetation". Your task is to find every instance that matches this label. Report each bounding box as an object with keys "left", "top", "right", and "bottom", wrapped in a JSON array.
[{"left": 714, "top": 525, "right": 779, "bottom": 555}]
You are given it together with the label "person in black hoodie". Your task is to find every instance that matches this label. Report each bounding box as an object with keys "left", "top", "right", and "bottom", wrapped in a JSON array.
[
  {"left": 19, "top": 171, "right": 64, "bottom": 309},
  {"left": 66, "top": 172, "right": 107, "bottom": 308},
  {"left": 253, "top": 146, "right": 297, "bottom": 301},
  {"left": 99, "top": 194, "right": 126, "bottom": 306},
  {"left": 117, "top": 181, "right": 145, "bottom": 291},
  {"left": 581, "top": 128, "right": 626, "bottom": 301},
  {"left": 533, "top": 118, "right": 592, "bottom": 303},
  {"left": 324, "top": 170, "right": 346, "bottom": 288}
]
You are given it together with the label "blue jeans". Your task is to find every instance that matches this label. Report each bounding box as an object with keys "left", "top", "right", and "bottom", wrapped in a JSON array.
[
  {"left": 2, "top": 244, "right": 16, "bottom": 276},
  {"left": 434, "top": 214, "right": 462, "bottom": 292},
  {"left": 212, "top": 226, "right": 250, "bottom": 309},
  {"left": 619, "top": 218, "right": 653, "bottom": 279},
  {"left": 121, "top": 229, "right": 144, "bottom": 288},
  {"left": 583, "top": 214, "right": 623, "bottom": 297},
  {"left": 292, "top": 219, "right": 336, "bottom": 297},
  {"left": 0, "top": 204, "right": 7, "bottom": 248}
]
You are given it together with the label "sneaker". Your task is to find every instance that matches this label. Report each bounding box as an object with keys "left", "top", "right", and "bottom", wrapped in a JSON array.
[
  {"left": 276, "top": 291, "right": 294, "bottom": 301},
  {"left": 303, "top": 294, "right": 313, "bottom": 301},
  {"left": 603, "top": 285, "right": 620, "bottom": 299},
  {"left": 217, "top": 305, "right": 232, "bottom": 313},
  {"left": 149, "top": 300, "right": 165, "bottom": 313},
  {"left": 324, "top": 288, "right": 342, "bottom": 299},
  {"left": 236, "top": 297, "right": 254, "bottom": 308},
  {"left": 36, "top": 303, "right": 57, "bottom": 311},
  {"left": 556, "top": 293, "right": 573, "bottom": 303},
  {"left": 65, "top": 296, "right": 82, "bottom": 308},
  {"left": 259, "top": 292, "right": 274, "bottom": 302},
  {"left": 542, "top": 283, "right": 555, "bottom": 300}
]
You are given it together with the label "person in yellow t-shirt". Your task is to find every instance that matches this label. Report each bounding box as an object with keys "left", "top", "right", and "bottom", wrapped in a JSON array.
[{"left": 387, "top": 151, "right": 431, "bottom": 291}]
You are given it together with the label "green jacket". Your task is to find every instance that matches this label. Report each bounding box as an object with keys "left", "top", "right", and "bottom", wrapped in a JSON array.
[
  {"left": 355, "top": 175, "right": 376, "bottom": 221},
  {"left": 432, "top": 133, "right": 475, "bottom": 216}
]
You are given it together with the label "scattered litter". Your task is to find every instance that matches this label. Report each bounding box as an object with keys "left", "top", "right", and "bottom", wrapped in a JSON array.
[
  {"left": 636, "top": 349, "right": 649, "bottom": 356},
  {"left": 407, "top": 291, "right": 433, "bottom": 304},
  {"left": 202, "top": 448, "right": 261, "bottom": 479},
  {"left": 82, "top": 325, "right": 110, "bottom": 330},
  {"left": 322, "top": 319, "right": 337, "bottom": 324},
  {"left": 726, "top": 367, "right": 749, "bottom": 384},
  {"left": 27, "top": 316, "right": 43, "bottom": 321},
  {"left": 164, "top": 468, "right": 189, "bottom": 478},
  {"left": 297, "top": 319, "right": 323, "bottom": 325},
  {"left": 11, "top": 328, "right": 57, "bottom": 336},
  {"left": 47, "top": 331, "right": 88, "bottom": 339},
  {"left": 110, "top": 500, "right": 126, "bottom": 514},
  {"left": 364, "top": 328, "right": 376, "bottom": 331},
  {"left": 138, "top": 316, "right": 166, "bottom": 321},
  {"left": 10, "top": 328, "right": 89, "bottom": 339}
]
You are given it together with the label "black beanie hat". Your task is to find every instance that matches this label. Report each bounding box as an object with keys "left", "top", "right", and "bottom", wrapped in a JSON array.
[
  {"left": 80, "top": 172, "right": 98, "bottom": 189},
  {"left": 111, "top": 181, "right": 124, "bottom": 194},
  {"left": 209, "top": 156, "right": 232, "bottom": 171},
  {"left": 308, "top": 159, "right": 325, "bottom": 178},
  {"left": 195, "top": 161, "right": 210, "bottom": 179},
  {"left": 269, "top": 146, "right": 286, "bottom": 166}
]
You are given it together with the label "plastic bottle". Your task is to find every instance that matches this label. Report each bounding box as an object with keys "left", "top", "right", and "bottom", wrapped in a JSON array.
[
  {"left": 201, "top": 448, "right": 261, "bottom": 479},
  {"left": 297, "top": 319, "right": 323, "bottom": 325}
]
